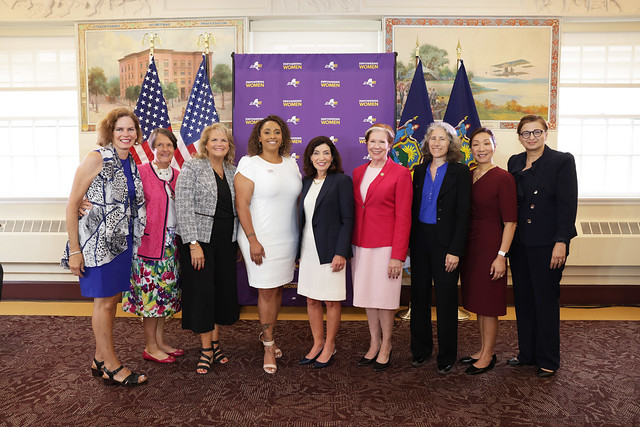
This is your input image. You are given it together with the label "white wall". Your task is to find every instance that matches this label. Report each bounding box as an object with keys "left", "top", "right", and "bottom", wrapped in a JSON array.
[{"left": 1, "top": 0, "right": 639, "bottom": 284}]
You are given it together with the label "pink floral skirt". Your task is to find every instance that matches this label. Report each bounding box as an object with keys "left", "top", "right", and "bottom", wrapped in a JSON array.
[{"left": 122, "top": 228, "right": 181, "bottom": 317}]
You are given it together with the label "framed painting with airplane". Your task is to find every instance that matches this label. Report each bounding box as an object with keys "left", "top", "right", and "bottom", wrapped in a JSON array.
[
  {"left": 77, "top": 19, "right": 244, "bottom": 131},
  {"left": 385, "top": 18, "right": 559, "bottom": 129}
]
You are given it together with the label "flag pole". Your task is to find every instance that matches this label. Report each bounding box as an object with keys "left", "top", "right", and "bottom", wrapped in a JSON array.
[
  {"left": 395, "top": 37, "right": 424, "bottom": 322},
  {"left": 454, "top": 39, "right": 471, "bottom": 322}
]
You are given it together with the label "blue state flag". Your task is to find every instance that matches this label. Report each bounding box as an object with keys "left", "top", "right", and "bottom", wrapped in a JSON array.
[
  {"left": 443, "top": 60, "right": 481, "bottom": 168},
  {"left": 391, "top": 59, "right": 434, "bottom": 170}
]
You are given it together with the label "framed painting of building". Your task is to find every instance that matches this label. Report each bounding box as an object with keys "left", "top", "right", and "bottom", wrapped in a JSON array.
[
  {"left": 77, "top": 19, "right": 244, "bottom": 131},
  {"left": 385, "top": 17, "right": 559, "bottom": 129}
]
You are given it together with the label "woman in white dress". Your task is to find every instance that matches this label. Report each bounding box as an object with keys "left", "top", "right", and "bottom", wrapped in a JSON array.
[
  {"left": 235, "top": 115, "right": 302, "bottom": 374},
  {"left": 296, "top": 136, "right": 354, "bottom": 369}
]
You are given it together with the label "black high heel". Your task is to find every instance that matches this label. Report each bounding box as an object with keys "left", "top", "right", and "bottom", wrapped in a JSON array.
[
  {"left": 357, "top": 351, "right": 379, "bottom": 366},
  {"left": 373, "top": 350, "right": 392, "bottom": 372},
  {"left": 90, "top": 358, "right": 104, "bottom": 377},
  {"left": 211, "top": 340, "right": 228, "bottom": 364},
  {"left": 197, "top": 347, "right": 214, "bottom": 375},
  {"left": 299, "top": 347, "right": 323, "bottom": 365}
]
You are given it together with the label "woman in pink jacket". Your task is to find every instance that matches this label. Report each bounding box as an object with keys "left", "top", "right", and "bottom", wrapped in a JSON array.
[
  {"left": 351, "top": 123, "right": 412, "bottom": 372},
  {"left": 122, "top": 128, "right": 183, "bottom": 364}
]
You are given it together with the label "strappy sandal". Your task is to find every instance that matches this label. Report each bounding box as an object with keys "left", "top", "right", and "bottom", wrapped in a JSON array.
[
  {"left": 90, "top": 358, "right": 104, "bottom": 377},
  {"left": 261, "top": 339, "right": 277, "bottom": 374},
  {"left": 211, "top": 340, "right": 228, "bottom": 364},
  {"left": 259, "top": 332, "right": 282, "bottom": 359},
  {"left": 102, "top": 365, "right": 147, "bottom": 386},
  {"left": 196, "top": 347, "right": 213, "bottom": 375}
]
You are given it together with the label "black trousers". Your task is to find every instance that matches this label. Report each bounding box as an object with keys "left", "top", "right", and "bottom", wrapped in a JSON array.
[
  {"left": 178, "top": 216, "right": 239, "bottom": 334},
  {"left": 509, "top": 243, "right": 563, "bottom": 371},
  {"left": 410, "top": 223, "right": 460, "bottom": 366}
]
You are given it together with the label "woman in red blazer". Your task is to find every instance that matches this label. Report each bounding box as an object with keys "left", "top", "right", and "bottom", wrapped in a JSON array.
[{"left": 352, "top": 123, "right": 412, "bottom": 372}]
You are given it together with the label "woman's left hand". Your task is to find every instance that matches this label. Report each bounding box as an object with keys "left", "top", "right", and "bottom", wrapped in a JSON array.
[
  {"left": 550, "top": 242, "right": 567, "bottom": 269},
  {"left": 444, "top": 254, "right": 459, "bottom": 273},
  {"left": 388, "top": 258, "right": 403, "bottom": 279},
  {"left": 330, "top": 255, "right": 346, "bottom": 273},
  {"left": 490, "top": 256, "right": 507, "bottom": 281}
]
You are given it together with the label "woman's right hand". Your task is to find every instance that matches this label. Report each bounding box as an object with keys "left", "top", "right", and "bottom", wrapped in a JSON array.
[
  {"left": 69, "top": 252, "right": 85, "bottom": 278},
  {"left": 190, "top": 244, "right": 205, "bottom": 270},
  {"left": 249, "top": 238, "right": 266, "bottom": 265},
  {"left": 77, "top": 199, "right": 93, "bottom": 217}
]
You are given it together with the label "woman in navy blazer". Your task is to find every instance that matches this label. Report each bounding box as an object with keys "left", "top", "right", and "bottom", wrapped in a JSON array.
[
  {"left": 409, "top": 121, "right": 471, "bottom": 375},
  {"left": 507, "top": 114, "right": 578, "bottom": 378},
  {"left": 296, "top": 136, "right": 354, "bottom": 369}
]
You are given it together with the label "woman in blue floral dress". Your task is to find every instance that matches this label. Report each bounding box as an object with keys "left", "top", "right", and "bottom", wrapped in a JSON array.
[{"left": 122, "top": 128, "right": 183, "bottom": 364}]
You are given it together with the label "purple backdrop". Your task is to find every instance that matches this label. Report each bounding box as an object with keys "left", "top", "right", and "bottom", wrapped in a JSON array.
[{"left": 232, "top": 53, "right": 396, "bottom": 305}]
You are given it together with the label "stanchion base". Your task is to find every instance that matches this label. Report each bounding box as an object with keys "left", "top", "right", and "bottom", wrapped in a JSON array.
[
  {"left": 457, "top": 308, "right": 470, "bottom": 321},
  {"left": 396, "top": 306, "right": 411, "bottom": 320}
]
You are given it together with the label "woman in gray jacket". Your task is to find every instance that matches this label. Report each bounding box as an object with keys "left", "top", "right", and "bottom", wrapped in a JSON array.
[{"left": 176, "top": 123, "right": 239, "bottom": 375}]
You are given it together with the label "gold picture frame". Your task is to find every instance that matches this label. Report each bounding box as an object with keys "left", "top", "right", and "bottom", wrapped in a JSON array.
[
  {"left": 385, "top": 17, "right": 559, "bottom": 129},
  {"left": 77, "top": 19, "right": 244, "bottom": 131}
]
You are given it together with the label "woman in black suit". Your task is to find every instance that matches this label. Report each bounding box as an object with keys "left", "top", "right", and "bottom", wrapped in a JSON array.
[
  {"left": 409, "top": 122, "right": 471, "bottom": 375},
  {"left": 507, "top": 114, "right": 578, "bottom": 378},
  {"left": 297, "top": 136, "right": 354, "bottom": 369}
]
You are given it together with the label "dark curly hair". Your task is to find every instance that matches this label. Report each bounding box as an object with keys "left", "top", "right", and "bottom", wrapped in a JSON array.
[
  {"left": 302, "top": 136, "right": 344, "bottom": 178},
  {"left": 96, "top": 108, "right": 142, "bottom": 147},
  {"left": 247, "top": 115, "right": 292, "bottom": 157}
]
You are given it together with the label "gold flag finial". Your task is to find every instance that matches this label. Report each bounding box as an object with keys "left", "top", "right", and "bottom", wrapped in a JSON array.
[
  {"left": 415, "top": 37, "right": 420, "bottom": 67},
  {"left": 142, "top": 32, "right": 161, "bottom": 57},
  {"left": 198, "top": 33, "right": 216, "bottom": 55},
  {"left": 456, "top": 39, "right": 462, "bottom": 69}
]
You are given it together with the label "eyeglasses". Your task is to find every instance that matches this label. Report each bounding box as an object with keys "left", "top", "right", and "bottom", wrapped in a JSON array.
[{"left": 519, "top": 129, "right": 545, "bottom": 139}]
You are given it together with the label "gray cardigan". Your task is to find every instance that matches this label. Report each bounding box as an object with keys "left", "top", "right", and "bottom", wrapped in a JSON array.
[{"left": 175, "top": 157, "right": 238, "bottom": 243}]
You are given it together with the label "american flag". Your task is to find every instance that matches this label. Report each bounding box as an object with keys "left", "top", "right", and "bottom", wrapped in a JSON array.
[
  {"left": 132, "top": 55, "right": 171, "bottom": 165},
  {"left": 175, "top": 53, "right": 219, "bottom": 167}
]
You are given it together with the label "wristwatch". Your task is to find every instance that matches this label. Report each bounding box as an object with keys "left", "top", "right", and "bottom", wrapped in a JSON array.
[{"left": 498, "top": 250, "right": 508, "bottom": 257}]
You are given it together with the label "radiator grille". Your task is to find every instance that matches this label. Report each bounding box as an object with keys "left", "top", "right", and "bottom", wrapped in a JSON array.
[
  {"left": 580, "top": 221, "right": 640, "bottom": 235},
  {"left": 0, "top": 220, "right": 67, "bottom": 233}
]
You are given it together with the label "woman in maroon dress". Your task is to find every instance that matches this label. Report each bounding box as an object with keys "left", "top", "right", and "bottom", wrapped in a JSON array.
[{"left": 460, "top": 127, "right": 517, "bottom": 375}]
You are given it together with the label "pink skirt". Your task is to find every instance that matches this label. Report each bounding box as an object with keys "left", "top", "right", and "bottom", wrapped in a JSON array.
[{"left": 351, "top": 245, "right": 402, "bottom": 310}]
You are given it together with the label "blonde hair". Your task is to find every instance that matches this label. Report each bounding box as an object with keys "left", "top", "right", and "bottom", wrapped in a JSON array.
[
  {"left": 196, "top": 123, "right": 236, "bottom": 166},
  {"left": 364, "top": 123, "right": 395, "bottom": 145}
]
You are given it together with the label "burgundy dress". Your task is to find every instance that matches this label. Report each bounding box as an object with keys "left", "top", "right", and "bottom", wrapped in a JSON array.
[{"left": 461, "top": 167, "right": 517, "bottom": 316}]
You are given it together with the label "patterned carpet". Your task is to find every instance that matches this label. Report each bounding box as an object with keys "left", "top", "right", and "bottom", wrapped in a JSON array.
[{"left": 0, "top": 315, "right": 638, "bottom": 426}]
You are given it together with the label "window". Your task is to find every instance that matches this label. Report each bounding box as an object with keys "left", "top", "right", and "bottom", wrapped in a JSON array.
[
  {"left": 0, "top": 36, "right": 78, "bottom": 199},
  {"left": 558, "top": 31, "right": 640, "bottom": 197}
]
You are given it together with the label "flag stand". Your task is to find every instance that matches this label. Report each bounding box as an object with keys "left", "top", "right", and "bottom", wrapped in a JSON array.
[{"left": 455, "top": 39, "right": 471, "bottom": 322}]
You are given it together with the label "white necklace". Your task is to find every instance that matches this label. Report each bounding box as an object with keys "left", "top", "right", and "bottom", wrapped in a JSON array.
[{"left": 313, "top": 177, "right": 326, "bottom": 185}]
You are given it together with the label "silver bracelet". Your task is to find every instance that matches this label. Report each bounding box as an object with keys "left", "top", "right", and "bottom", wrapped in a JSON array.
[{"left": 69, "top": 250, "right": 82, "bottom": 256}]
